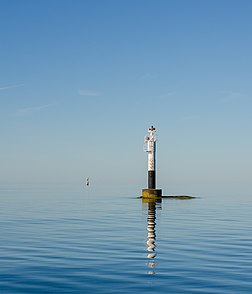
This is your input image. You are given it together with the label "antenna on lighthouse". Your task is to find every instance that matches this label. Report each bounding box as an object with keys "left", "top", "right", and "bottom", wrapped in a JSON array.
[{"left": 142, "top": 126, "right": 162, "bottom": 199}]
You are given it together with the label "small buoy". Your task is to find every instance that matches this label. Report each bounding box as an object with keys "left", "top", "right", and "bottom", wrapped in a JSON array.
[{"left": 86, "top": 177, "right": 89, "bottom": 186}]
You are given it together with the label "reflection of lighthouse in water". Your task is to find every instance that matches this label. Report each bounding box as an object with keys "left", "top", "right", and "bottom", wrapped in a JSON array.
[
  {"left": 146, "top": 201, "right": 156, "bottom": 258},
  {"left": 143, "top": 199, "right": 161, "bottom": 274}
]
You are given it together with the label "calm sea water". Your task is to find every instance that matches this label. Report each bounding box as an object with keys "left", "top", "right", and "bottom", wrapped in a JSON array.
[{"left": 1, "top": 184, "right": 252, "bottom": 293}]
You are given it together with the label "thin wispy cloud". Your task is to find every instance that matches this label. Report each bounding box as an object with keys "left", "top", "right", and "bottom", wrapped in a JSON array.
[
  {"left": 15, "top": 104, "right": 53, "bottom": 116},
  {"left": 159, "top": 91, "right": 177, "bottom": 98},
  {"left": 0, "top": 84, "right": 25, "bottom": 91},
  {"left": 78, "top": 89, "right": 102, "bottom": 97},
  {"left": 219, "top": 90, "right": 246, "bottom": 102},
  {"left": 183, "top": 115, "right": 200, "bottom": 121},
  {"left": 140, "top": 72, "right": 157, "bottom": 80}
]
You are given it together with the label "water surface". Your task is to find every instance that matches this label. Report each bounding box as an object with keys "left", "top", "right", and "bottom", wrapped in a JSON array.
[{"left": 1, "top": 184, "right": 252, "bottom": 293}]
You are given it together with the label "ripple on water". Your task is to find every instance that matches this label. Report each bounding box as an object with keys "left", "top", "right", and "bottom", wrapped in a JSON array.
[{"left": 1, "top": 188, "right": 252, "bottom": 293}]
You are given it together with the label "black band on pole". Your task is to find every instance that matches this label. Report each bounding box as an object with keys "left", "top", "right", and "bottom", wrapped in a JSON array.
[{"left": 148, "top": 170, "right": 156, "bottom": 189}]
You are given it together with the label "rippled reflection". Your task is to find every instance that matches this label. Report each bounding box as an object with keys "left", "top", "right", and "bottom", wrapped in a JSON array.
[{"left": 142, "top": 198, "right": 162, "bottom": 274}]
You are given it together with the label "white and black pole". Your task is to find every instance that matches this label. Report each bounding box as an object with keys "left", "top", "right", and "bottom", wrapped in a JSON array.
[
  {"left": 146, "top": 126, "right": 156, "bottom": 189},
  {"left": 142, "top": 126, "right": 162, "bottom": 198}
]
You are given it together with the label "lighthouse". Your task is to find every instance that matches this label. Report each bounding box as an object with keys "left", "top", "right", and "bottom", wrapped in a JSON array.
[
  {"left": 142, "top": 126, "right": 162, "bottom": 198},
  {"left": 146, "top": 126, "right": 156, "bottom": 189}
]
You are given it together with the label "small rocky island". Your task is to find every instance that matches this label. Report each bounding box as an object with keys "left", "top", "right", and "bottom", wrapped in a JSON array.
[{"left": 161, "top": 195, "right": 196, "bottom": 199}]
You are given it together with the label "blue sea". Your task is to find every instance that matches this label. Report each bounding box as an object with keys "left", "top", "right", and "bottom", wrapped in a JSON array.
[{"left": 1, "top": 184, "right": 252, "bottom": 293}]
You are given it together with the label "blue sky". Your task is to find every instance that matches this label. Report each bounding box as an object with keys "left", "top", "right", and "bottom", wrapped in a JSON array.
[{"left": 1, "top": 0, "right": 252, "bottom": 195}]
